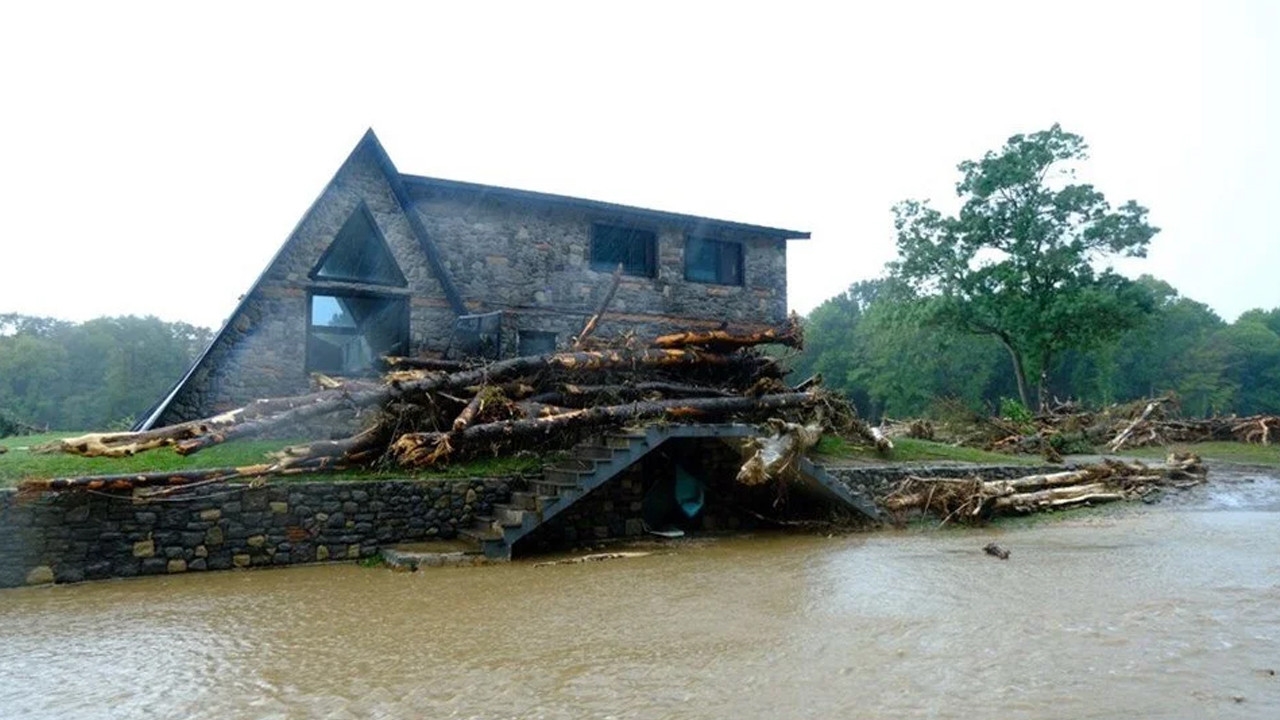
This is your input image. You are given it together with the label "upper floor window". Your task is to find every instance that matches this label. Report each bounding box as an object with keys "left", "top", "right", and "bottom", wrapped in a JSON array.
[
  {"left": 590, "top": 223, "right": 657, "bottom": 277},
  {"left": 311, "top": 203, "right": 407, "bottom": 287},
  {"left": 684, "top": 236, "right": 743, "bottom": 286}
]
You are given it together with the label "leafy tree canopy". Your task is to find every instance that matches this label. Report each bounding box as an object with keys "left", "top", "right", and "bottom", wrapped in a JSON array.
[
  {"left": 0, "top": 314, "right": 212, "bottom": 430},
  {"left": 889, "top": 124, "right": 1159, "bottom": 409}
]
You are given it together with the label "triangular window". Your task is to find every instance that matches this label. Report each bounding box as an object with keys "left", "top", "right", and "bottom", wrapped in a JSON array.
[{"left": 310, "top": 203, "right": 408, "bottom": 287}]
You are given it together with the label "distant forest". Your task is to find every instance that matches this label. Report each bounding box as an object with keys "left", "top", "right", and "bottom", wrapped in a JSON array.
[
  {"left": 789, "top": 276, "right": 1280, "bottom": 421},
  {"left": 0, "top": 314, "right": 212, "bottom": 432}
]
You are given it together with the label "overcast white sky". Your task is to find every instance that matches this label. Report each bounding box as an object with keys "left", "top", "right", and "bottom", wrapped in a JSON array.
[{"left": 1, "top": 1, "right": 1275, "bottom": 330}]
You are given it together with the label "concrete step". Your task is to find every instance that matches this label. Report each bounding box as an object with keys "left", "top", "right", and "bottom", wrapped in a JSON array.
[
  {"left": 532, "top": 479, "right": 581, "bottom": 496},
  {"left": 543, "top": 467, "right": 593, "bottom": 485},
  {"left": 572, "top": 444, "right": 619, "bottom": 460},
  {"left": 508, "top": 491, "right": 564, "bottom": 513},
  {"left": 603, "top": 433, "right": 646, "bottom": 449},
  {"left": 556, "top": 457, "right": 601, "bottom": 472},
  {"left": 457, "top": 524, "right": 503, "bottom": 544},
  {"left": 490, "top": 504, "right": 526, "bottom": 528},
  {"left": 381, "top": 542, "right": 492, "bottom": 569}
]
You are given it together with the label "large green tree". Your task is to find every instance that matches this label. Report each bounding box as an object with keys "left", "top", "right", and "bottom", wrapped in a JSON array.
[{"left": 889, "top": 124, "right": 1158, "bottom": 409}]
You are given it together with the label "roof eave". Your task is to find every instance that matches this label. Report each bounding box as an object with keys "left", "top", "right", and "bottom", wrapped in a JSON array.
[{"left": 401, "top": 174, "right": 810, "bottom": 240}]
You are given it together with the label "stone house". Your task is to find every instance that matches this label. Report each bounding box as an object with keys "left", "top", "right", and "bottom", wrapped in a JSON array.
[{"left": 140, "top": 130, "right": 808, "bottom": 429}]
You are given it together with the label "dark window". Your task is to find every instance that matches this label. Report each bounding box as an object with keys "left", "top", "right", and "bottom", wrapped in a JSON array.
[
  {"left": 307, "top": 293, "right": 409, "bottom": 374},
  {"left": 518, "top": 330, "right": 558, "bottom": 356},
  {"left": 684, "top": 237, "right": 743, "bottom": 285},
  {"left": 590, "top": 223, "right": 657, "bottom": 277},
  {"left": 310, "top": 204, "right": 407, "bottom": 287}
]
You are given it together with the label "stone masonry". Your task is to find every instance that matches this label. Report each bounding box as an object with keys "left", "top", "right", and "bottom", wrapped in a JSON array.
[{"left": 0, "top": 478, "right": 509, "bottom": 588}]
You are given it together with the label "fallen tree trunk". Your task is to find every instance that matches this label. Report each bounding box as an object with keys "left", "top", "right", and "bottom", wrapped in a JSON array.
[
  {"left": 170, "top": 347, "right": 772, "bottom": 455},
  {"left": 1107, "top": 397, "right": 1168, "bottom": 452},
  {"left": 652, "top": 314, "right": 803, "bottom": 352},
  {"left": 573, "top": 263, "right": 622, "bottom": 349},
  {"left": 391, "top": 391, "right": 819, "bottom": 467},
  {"left": 989, "top": 482, "right": 1126, "bottom": 512},
  {"left": 880, "top": 456, "right": 1205, "bottom": 523}
]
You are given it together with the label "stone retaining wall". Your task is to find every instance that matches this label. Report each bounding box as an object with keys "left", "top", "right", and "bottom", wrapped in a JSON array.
[{"left": 0, "top": 478, "right": 511, "bottom": 588}]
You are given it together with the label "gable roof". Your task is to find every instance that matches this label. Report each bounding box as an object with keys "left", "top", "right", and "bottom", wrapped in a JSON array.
[{"left": 401, "top": 174, "right": 810, "bottom": 241}]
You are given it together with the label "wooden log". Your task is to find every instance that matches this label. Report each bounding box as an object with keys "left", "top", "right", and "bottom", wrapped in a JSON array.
[
  {"left": 990, "top": 483, "right": 1124, "bottom": 512},
  {"left": 652, "top": 319, "right": 803, "bottom": 352},
  {"left": 380, "top": 356, "right": 475, "bottom": 373},
  {"left": 271, "top": 423, "right": 390, "bottom": 461},
  {"left": 54, "top": 408, "right": 247, "bottom": 458},
  {"left": 18, "top": 465, "right": 274, "bottom": 492},
  {"left": 451, "top": 392, "right": 485, "bottom": 432},
  {"left": 1107, "top": 398, "right": 1167, "bottom": 451},
  {"left": 528, "top": 381, "right": 736, "bottom": 406},
  {"left": 15, "top": 452, "right": 359, "bottom": 493},
  {"left": 573, "top": 263, "right": 622, "bottom": 349},
  {"left": 391, "top": 391, "right": 819, "bottom": 466},
  {"left": 173, "top": 346, "right": 758, "bottom": 455}
]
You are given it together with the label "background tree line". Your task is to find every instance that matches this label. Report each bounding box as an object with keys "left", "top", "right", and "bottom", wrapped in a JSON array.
[
  {"left": 793, "top": 125, "right": 1279, "bottom": 421},
  {"left": 791, "top": 276, "right": 1280, "bottom": 421},
  {"left": 0, "top": 314, "right": 212, "bottom": 432}
]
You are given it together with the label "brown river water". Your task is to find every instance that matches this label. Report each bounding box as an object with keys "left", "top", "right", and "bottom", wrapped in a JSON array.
[{"left": 2, "top": 471, "right": 1279, "bottom": 720}]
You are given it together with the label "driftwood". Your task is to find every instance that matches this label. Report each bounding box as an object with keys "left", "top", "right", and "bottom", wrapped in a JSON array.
[
  {"left": 653, "top": 313, "right": 803, "bottom": 352},
  {"left": 920, "top": 392, "right": 1280, "bottom": 456},
  {"left": 167, "top": 347, "right": 778, "bottom": 456},
  {"left": 573, "top": 263, "right": 623, "bottom": 349},
  {"left": 1107, "top": 397, "right": 1169, "bottom": 451},
  {"left": 534, "top": 551, "right": 653, "bottom": 567},
  {"left": 983, "top": 543, "right": 1010, "bottom": 559},
  {"left": 390, "top": 392, "right": 819, "bottom": 467},
  {"left": 880, "top": 455, "right": 1206, "bottom": 523}
]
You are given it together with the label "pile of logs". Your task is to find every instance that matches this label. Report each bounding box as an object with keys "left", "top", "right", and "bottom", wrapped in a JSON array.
[
  {"left": 890, "top": 394, "right": 1280, "bottom": 458},
  {"left": 881, "top": 453, "right": 1207, "bottom": 524},
  {"left": 22, "top": 316, "right": 880, "bottom": 493}
]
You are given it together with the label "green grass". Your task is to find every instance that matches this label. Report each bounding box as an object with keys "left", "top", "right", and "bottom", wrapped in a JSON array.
[
  {"left": 1120, "top": 441, "right": 1280, "bottom": 467},
  {"left": 813, "top": 435, "right": 1040, "bottom": 465},
  {"left": 0, "top": 432, "right": 546, "bottom": 488}
]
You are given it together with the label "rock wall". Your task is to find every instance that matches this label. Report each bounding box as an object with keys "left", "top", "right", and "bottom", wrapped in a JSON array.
[{"left": 0, "top": 478, "right": 510, "bottom": 589}]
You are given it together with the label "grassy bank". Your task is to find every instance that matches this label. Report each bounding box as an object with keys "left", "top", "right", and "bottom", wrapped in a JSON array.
[
  {"left": 8, "top": 429, "right": 1273, "bottom": 491},
  {"left": 0, "top": 433, "right": 543, "bottom": 488},
  {"left": 812, "top": 436, "right": 1040, "bottom": 465}
]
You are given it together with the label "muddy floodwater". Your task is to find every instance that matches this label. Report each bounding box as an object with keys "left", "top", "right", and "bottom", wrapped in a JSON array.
[{"left": 3, "top": 471, "right": 1279, "bottom": 719}]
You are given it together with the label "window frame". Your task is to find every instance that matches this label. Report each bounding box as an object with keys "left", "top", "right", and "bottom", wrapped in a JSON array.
[
  {"left": 683, "top": 235, "right": 745, "bottom": 286},
  {"left": 309, "top": 202, "right": 408, "bottom": 288},
  {"left": 589, "top": 222, "right": 658, "bottom": 278},
  {"left": 305, "top": 289, "right": 410, "bottom": 375}
]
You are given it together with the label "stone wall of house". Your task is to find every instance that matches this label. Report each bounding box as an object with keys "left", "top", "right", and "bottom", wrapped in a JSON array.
[
  {"left": 0, "top": 478, "right": 510, "bottom": 588},
  {"left": 406, "top": 182, "right": 790, "bottom": 347}
]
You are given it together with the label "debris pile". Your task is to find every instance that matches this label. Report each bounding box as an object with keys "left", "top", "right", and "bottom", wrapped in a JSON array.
[
  {"left": 881, "top": 453, "right": 1207, "bottom": 524},
  {"left": 22, "top": 316, "right": 875, "bottom": 493},
  {"left": 883, "top": 394, "right": 1280, "bottom": 457}
]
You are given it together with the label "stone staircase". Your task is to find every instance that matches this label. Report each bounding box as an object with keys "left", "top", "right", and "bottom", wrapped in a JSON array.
[{"left": 450, "top": 423, "right": 885, "bottom": 560}]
